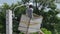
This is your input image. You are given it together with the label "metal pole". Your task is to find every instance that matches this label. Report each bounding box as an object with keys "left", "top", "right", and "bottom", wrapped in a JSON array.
[{"left": 6, "top": 10, "right": 12, "bottom": 34}]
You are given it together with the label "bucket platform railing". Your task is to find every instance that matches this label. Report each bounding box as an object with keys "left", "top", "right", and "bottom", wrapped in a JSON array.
[{"left": 18, "top": 13, "right": 43, "bottom": 34}]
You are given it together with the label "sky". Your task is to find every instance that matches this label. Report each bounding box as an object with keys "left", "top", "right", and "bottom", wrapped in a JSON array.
[
  {"left": 0, "top": 0, "right": 21, "bottom": 5},
  {"left": 55, "top": 3, "right": 60, "bottom": 9},
  {"left": 0, "top": 0, "right": 60, "bottom": 9}
]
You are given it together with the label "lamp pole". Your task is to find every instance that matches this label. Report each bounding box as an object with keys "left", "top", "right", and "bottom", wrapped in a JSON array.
[{"left": 6, "top": 10, "right": 13, "bottom": 34}]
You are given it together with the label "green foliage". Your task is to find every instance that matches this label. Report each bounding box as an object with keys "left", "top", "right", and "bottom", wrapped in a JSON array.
[
  {"left": 19, "top": 32, "right": 24, "bottom": 34},
  {"left": 0, "top": 8, "right": 6, "bottom": 34},
  {"left": 2, "top": 3, "right": 10, "bottom": 9},
  {"left": 19, "top": 32, "right": 38, "bottom": 34},
  {"left": 22, "top": 0, "right": 30, "bottom": 4},
  {"left": 41, "top": 28, "right": 52, "bottom": 34}
]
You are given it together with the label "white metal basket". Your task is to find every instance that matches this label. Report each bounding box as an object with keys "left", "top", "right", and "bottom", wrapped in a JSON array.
[{"left": 18, "top": 14, "right": 43, "bottom": 33}]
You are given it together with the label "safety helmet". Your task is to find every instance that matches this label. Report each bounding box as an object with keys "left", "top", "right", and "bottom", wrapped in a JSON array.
[{"left": 29, "top": 2, "right": 33, "bottom": 6}]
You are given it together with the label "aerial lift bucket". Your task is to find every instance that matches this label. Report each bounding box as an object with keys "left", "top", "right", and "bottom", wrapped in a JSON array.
[{"left": 18, "top": 14, "right": 43, "bottom": 34}]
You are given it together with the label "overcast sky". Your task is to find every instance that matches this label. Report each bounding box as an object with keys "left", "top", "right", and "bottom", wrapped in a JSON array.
[
  {"left": 0, "top": 0, "right": 60, "bottom": 9},
  {"left": 0, "top": 0, "right": 21, "bottom": 5}
]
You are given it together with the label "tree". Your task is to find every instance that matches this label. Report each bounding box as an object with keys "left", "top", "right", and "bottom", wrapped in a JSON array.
[{"left": 0, "top": 3, "right": 10, "bottom": 34}]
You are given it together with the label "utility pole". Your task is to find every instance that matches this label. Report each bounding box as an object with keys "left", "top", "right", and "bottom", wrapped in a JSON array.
[{"left": 6, "top": 10, "right": 12, "bottom": 34}]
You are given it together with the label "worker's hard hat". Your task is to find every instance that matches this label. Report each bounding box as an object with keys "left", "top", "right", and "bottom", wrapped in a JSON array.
[{"left": 29, "top": 2, "right": 33, "bottom": 6}]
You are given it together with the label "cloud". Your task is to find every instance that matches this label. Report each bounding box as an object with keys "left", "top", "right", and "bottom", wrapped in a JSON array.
[
  {"left": 0, "top": 4, "right": 3, "bottom": 6},
  {"left": 55, "top": 3, "right": 60, "bottom": 9}
]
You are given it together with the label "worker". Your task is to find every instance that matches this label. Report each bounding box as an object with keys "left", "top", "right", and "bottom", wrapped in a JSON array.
[{"left": 26, "top": 3, "right": 33, "bottom": 19}]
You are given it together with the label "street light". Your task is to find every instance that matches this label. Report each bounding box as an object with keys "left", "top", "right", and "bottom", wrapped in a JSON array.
[
  {"left": 12, "top": 4, "right": 26, "bottom": 18},
  {"left": 12, "top": 2, "right": 33, "bottom": 19},
  {"left": 6, "top": 4, "right": 26, "bottom": 34}
]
